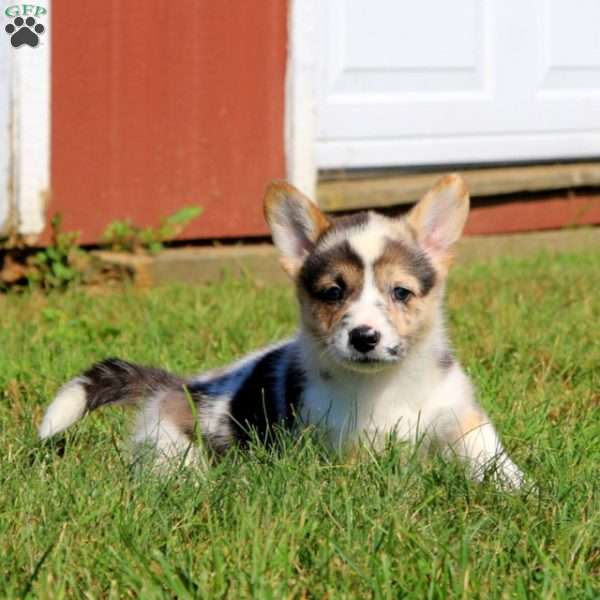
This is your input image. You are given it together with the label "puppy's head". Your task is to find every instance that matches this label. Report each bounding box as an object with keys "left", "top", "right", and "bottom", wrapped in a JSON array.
[{"left": 264, "top": 175, "right": 469, "bottom": 373}]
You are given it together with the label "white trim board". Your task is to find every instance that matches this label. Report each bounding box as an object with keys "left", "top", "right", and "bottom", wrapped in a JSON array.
[
  {"left": 284, "top": 0, "right": 318, "bottom": 201},
  {"left": 315, "top": 134, "right": 600, "bottom": 170},
  {"left": 1, "top": 0, "right": 50, "bottom": 239},
  {"left": 0, "top": 8, "right": 11, "bottom": 233}
]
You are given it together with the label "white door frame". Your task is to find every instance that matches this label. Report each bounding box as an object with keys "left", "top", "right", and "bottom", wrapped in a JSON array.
[
  {"left": 285, "top": 0, "right": 319, "bottom": 201},
  {"left": 0, "top": 0, "right": 50, "bottom": 241},
  {"left": 0, "top": 20, "right": 10, "bottom": 234}
]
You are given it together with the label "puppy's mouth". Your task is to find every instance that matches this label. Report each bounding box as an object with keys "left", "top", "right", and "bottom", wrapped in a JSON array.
[
  {"left": 330, "top": 346, "right": 404, "bottom": 373},
  {"left": 345, "top": 356, "right": 389, "bottom": 373}
]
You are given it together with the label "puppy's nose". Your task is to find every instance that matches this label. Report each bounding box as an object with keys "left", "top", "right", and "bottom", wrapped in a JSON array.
[{"left": 349, "top": 326, "right": 381, "bottom": 354}]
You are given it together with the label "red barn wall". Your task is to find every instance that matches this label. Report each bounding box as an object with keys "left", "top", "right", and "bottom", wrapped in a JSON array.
[{"left": 50, "top": 1, "right": 287, "bottom": 245}]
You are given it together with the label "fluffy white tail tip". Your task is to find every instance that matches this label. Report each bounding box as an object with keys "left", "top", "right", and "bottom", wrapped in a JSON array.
[{"left": 39, "top": 380, "right": 87, "bottom": 439}]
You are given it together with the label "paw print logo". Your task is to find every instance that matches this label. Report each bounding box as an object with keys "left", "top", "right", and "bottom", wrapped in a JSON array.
[{"left": 5, "top": 16, "right": 45, "bottom": 48}]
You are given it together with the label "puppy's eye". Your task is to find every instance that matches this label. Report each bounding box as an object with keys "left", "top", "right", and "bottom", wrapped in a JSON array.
[
  {"left": 392, "top": 286, "right": 413, "bottom": 303},
  {"left": 318, "top": 285, "right": 344, "bottom": 303}
]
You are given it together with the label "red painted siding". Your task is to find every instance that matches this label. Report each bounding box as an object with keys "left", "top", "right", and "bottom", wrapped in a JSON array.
[
  {"left": 50, "top": 1, "right": 287, "bottom": 245},
  {"left": 465, "top": 192, "right": 600, "bottom": 235}
]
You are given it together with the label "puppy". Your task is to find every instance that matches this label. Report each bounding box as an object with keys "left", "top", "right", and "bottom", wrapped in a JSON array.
[{"left": 39, "top": 175, "right": 524, "bottom": 487}]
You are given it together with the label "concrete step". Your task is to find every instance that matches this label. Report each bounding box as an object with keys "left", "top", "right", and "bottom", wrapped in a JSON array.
[{"left": 92, "top": 227, "right": 600, "bottom": 287}]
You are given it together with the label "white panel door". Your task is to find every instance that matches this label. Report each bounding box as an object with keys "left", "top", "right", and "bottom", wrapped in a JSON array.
[{"left": 315, "top": 0, "right": 600, "bottom": 169}]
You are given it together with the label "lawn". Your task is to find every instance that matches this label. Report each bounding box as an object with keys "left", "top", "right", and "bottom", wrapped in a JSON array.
[{"left": 1, "top": 250, "right": 599, "bottom": 599}]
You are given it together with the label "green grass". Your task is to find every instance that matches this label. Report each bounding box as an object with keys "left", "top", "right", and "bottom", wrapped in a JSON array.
[{"left": 1, "top": 250, "right": 599, "bottom": 599}]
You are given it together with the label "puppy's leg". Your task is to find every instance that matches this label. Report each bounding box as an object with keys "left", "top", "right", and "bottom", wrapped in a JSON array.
[
  {"left": 431, "top": 402, "right": 524, "bottom": 489},
  {"left": 426, "top": 366, "right": 524, "bottom": 488},
  {"left": 132, "top": 389, "right": 204, "bottom": 471}
]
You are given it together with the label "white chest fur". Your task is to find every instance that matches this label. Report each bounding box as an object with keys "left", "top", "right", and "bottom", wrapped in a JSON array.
[{"left": 299, "top": 347, "right": 458, "bottom": 450}]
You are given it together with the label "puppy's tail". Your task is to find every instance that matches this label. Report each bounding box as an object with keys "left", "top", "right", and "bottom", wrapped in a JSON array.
[{"left": 39, "top": 358, "right": 185, "bottom": 439}]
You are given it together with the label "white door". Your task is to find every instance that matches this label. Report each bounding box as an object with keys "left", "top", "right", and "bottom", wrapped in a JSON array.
[{"left": 315, "top": 0, "right": 600, "bottom": 169}]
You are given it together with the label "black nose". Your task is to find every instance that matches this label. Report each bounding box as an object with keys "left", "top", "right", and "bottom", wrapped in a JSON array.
[{"left": 349, "top": 326, "right": 381, "bottom": 354}]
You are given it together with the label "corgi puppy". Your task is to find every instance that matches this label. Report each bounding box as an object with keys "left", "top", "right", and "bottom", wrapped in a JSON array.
[{"left": 39, "top": 174, "right": 524, "bottom": 487}]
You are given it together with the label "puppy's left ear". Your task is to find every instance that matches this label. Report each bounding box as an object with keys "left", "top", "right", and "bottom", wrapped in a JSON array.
[
  {"left": 408, "top": 174, "right": 469, "bottom": 266},
  {"left": 264, "top": 181, "right": 331, "bottom": 277}
]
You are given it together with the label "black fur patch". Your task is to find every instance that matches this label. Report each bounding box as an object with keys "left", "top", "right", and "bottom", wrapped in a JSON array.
[
  {"left": 284, "top": 358, "right": 305, "bottom": 428},
  {"left": 82, "top": 358, "right": 184, "bottom": 411},
  {"left": 319, "top": 369, "right": 332, "bottom": 381},
  {"left": 229, "top": 348, "right": 305, "bottom": 444},
  {"left": 326, "top": 212, "right": 370, "bottom": 236},
  {"left": 378, "top": 239, "right": 436, "bottom": 296},
  {"left": 299, "top": 240, "right": 364, "bottom": 299}
]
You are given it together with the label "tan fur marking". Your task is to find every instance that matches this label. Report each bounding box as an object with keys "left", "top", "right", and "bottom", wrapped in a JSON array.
[
  {"left": 407, "top": 173, "right": 469, "bottom": 272},
  {"left": 159, "top": 390, "right": 196, "bottom": 438},
  {"left": 457, "top": 411, "right": 488, "bottom": 440},
  {"left": 408, "top": 174, "right": 469, "bottom": 237},
  {"left": 306, "top": 200, "right": 332, "bottom": 237},
  {"left": 300, "top": 260, "right": 363, "bottom": 339},
  {"left": 263, "top": 181, "right": 330, "bottom": 238},
  {"left": 280, "top": 257, "right": 300, "bottom": 278},
  {"left": 374, "top": 254, "right": 424, "bottom": 297},
  {"left": 370, "top": 238, "right": 441, "bottom": 343},
  {"left": 264, "top": 181, "right": 331, "bottom": 278}
]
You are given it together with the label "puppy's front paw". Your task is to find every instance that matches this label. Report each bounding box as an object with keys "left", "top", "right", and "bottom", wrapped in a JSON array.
[
  {"left": 471, "top": 455, "right": 527, "bottom": 491},
  {"left": 494, "top": 458, "right": 526, "bottom": 490}
]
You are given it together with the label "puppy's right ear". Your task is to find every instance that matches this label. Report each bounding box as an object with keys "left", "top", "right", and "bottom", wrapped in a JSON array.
[{"left": 264, "top": 181, "right": 331, "bottom": 277}]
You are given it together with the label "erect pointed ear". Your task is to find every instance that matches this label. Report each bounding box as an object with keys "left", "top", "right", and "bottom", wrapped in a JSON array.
[
  {"left": 407, "top": 174, "right": 469, "bottom": 266},
  {"left": 264, "top": 181, "right": 331, "bottom": 277}
]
